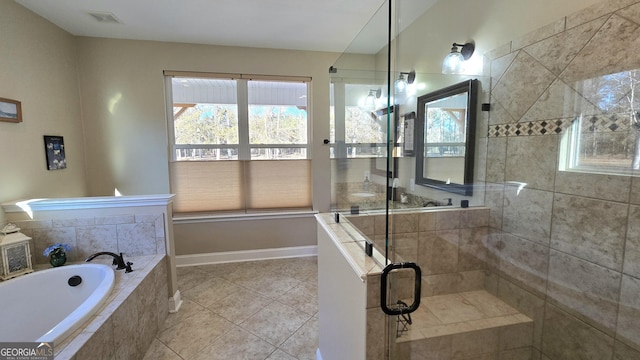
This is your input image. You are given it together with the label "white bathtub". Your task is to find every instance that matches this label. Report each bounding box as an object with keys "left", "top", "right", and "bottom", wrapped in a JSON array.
[{"left": 0, "top": 264, "right": 115, "bottom": 344}]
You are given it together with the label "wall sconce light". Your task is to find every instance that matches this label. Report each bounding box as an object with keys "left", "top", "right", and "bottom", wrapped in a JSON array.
[
  {"left": 0, "top": 223, "right": 34, "bottom": 280},
  {"left": 364, "top": 88, "right": 382, "bottom": 108},
  {"left": 442, "top": 42, "right": 475, "bottom": 74},
  {"left": 394, "top": 71, "right": 416, "bottom": 94}
]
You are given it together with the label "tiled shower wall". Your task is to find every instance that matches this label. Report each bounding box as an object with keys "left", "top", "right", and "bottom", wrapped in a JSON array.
[
  {"left": 347, "top": 207, "right": 492, "bottom": 298},
  {"left": 484, "top": 0, "right": 640, "bottom": 358}
]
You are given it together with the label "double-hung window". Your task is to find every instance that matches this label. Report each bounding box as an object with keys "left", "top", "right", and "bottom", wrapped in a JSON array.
[
  {"left": 165, "top": 71, "right": 311, "bottom": 213},
  {"left": 329, "top": 83, "right": 388, "bottom": 159}
]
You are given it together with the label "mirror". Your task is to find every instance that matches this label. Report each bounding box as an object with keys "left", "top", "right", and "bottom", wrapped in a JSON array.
[
  {"left": 415, "top": 79, "right": 478, "bottom": 195},
  {"left": 371, "top": 105, "right": 399, "bottom": 178}
]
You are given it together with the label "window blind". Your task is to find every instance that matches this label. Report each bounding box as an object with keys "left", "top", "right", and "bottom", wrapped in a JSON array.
[
  {"left": 246, "top": 160, "right": 311, "bottom": 209},
  {"left": 170, "top": 161, "right": 245, "bottom": 212},
  {"left": 170, "top": 160, "right": 312, "bottom": 213}
]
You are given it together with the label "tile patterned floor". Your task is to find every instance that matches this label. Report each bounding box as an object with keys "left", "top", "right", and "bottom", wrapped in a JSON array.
[{"left": 142, "top": 256, "right": 319, "bottom": 360}]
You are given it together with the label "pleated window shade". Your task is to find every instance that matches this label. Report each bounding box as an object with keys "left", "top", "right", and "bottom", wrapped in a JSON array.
[
  {"left": 170, "top": 161, "right": 244, "bottom": 212},
  {"left": 246, "top": 160, "right": 311, "bottom": 209},
  {"left": 170, "top": 160, "right": 311, "bottom": 213}
]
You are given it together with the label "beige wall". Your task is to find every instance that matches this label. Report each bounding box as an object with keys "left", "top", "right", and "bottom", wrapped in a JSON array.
[
  {"left": 174, "top": 216, "right": 317, "bottom": 255},
  {"left": 0, "top": 1, "right": 87, "bottom": 225},
  {"left": 73, "top": 38, "right": 337, "bottom": 254},
  {"left": 75, "top": 37, "right": 336, "bottom": 212}
]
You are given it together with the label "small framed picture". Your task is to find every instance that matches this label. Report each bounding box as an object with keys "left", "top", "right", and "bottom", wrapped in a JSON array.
[
  {"left": 43, "top": 135, "right": 67, "bottom": 170},
  {"left": 0, "top": 97, "right": 22, "bottom": 123}
]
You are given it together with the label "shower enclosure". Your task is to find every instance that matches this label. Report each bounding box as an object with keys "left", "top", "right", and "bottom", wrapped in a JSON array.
[
  {"left": 323, "top": 0, "right": 640, "bottom": 359},
  {"left": 326, "top": 0, "right": 496, "bottom": 358}
]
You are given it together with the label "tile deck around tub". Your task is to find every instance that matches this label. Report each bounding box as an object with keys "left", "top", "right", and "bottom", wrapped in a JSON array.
[{"left": 397, "top": 290, "right": 533, "bottom": 358}]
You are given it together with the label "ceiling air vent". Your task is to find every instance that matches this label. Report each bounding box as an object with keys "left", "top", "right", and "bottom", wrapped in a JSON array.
[{"left": 88, "top": 11, "right": 122, "bottom": 24}]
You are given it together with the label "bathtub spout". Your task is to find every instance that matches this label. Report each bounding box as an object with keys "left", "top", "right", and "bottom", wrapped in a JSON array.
[{"left": 85, "top": 252, "right": 133, "bottom": 273}]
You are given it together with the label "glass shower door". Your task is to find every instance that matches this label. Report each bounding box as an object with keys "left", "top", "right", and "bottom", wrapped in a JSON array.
[{"left": 328, "top": 1, "right": 424, "bottom": 358}]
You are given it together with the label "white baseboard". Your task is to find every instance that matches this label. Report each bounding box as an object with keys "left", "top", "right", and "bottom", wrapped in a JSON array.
[
  {"left": 175, "top": 245, "right": 317, "bottom": 267},
  {"left": 168, "top": 290, "right": 182, "bottom": 313}
]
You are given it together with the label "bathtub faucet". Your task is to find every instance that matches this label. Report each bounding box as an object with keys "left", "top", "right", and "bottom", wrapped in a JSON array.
[{"left": 85, "top": 252, "right": 133, "bottom": 273}]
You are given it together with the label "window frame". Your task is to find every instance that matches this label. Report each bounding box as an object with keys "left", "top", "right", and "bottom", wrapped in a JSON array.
[
  {"left": 164, "top": 71, "right": 313, "bottom": 214},
  {"left": 165, "top": 71, "right": 311, "bottom": 162},
  {"left": 558, "top": 116, "right": 638, "bottom": 177}
]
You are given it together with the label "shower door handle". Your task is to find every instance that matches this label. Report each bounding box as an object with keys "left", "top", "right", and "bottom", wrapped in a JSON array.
[{"left": 380, "top": 262, "right": 421, "bottom": 316}]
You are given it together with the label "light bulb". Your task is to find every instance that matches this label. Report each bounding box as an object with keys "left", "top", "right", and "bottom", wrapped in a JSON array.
[
  {"left": 442, "top": 52, "right": 464, "bottom": 74},
  {"left": 394, "top": 75, "right": 408, "bottom": 94}
]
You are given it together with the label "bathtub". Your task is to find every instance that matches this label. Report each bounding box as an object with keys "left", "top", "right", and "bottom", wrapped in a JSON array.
[{"left": 0, "top": 264, "right": 115, "bottom": 344}]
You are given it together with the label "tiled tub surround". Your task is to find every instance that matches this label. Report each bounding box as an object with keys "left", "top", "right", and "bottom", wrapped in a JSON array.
[
  {"left": 47, "top": 255, "right": 168, "bottom": 359},
  {"left": 484, "top": 0, "right": 640, "bottom": 358},
  {"left": 1, "top": 195, "right": 180, "bottom": 313},
  {"left": 1, "top": 196, "right": 179, "bottom": 358},
  {"left": 5, "top": 210, "right": 167, "bottom": 266},
  {"left": 317, "top": 208, "right": 532, "bottom": 360}
]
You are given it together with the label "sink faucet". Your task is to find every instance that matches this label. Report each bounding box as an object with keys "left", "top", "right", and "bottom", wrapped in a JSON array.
[{"left": 85, "top": 252, "right": 133, "bottom": 273}]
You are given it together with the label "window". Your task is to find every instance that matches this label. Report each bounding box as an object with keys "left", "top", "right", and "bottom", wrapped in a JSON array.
[
  {"left": 329, "top": 83, "right": 389, "bottom": 158},
  {"left": 559, "top": 69, "right": 640, "bottom": 176},
  {"left": 165, "top": 71, "right": 311, "bottom": 213}
]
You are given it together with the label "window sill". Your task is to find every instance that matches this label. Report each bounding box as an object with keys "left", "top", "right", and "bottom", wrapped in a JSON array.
[{"left": 172, "top": 208, "right": 317, "bottom": 223}]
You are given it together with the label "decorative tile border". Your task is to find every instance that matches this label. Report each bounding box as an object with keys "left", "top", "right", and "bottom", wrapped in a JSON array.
[
  {"left": 488, "top": 119, "right": 571, "bottom": 137},
  {"left": 579, "top": 114, "right": 633, "bottom": 133},
  {"left": 488, "top": 114, "right": 636, "bottom": 137}
]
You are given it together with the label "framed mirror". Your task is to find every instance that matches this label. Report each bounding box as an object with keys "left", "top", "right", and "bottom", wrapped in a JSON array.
[
  {"left": 400, "top": 111, "right": 416, "bottom": 157},
  {"left": 415, "top": 79, "right": 478, "bottom": 195}
]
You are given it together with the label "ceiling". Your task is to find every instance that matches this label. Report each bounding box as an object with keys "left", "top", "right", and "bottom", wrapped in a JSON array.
[{"left": 15, "top": 0, "right": 437, "bottom": 54}]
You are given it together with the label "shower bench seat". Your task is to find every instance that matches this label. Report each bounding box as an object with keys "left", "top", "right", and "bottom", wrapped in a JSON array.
[{"left": 396, "top": 289, "right": 533, "bottom": 359}]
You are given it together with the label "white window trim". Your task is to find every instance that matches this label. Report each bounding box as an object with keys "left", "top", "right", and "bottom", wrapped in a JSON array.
[{"left": 165, "top": 71, "right": 312, "bottom": 162}]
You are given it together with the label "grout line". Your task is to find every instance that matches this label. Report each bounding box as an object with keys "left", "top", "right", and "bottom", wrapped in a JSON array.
[{"left": 147, "top": 257, "right": 319, "bottom": 360}]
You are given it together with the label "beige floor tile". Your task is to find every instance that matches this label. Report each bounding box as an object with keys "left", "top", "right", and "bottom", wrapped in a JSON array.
[
  {"left": 161, "top": 297, "right": 206, "bottom": 331},
  {"left": 176, "top": 266, "right": 211, "bottom": 293},
  {"left": 182, "top": 276, "right": 243, "bottom": 308},
  {"left": 304, "top": 272, "right": 318, "bottom": 285},
  {"left": 241, "top": 300, "right": 312, "bottom": 346},
  {"left": 280, "top": 316, "right": 319, "bottom": 360},
  {"left": 157, "top": 309, "right": 234, "bottom": 359},
  {"left": 235, "top": 274, "right": 302, "bottom": 299},
  {"left": 277, "top": 282, "right": 318, "bottom": 316},
  {"left": 217, "top": 260, "right": 277, "bottom": 282},
  {"left": 144, "top": 257, "right": 320, "bottom": 360},
  {"left": 141, "top": 339, "right": 182, "bottom": 360},
  {"left": 192, "top": 326, "right": 276, "bottom": 360},
  {"left": 271, "top": 257, "right": 318, "bottom": 281},
  {"left": 266, "top": 349, "right": 298, "bottom": 360},
  {"left": 210, "top": 287, "right": 273, "bottom": 325}
]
